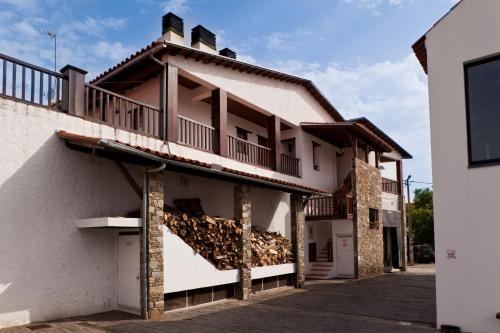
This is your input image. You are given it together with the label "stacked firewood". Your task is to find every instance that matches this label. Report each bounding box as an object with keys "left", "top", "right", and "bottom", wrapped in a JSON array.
[
  {"left": 251, "top": 226, "right": 294, "bottom": 267},
  {"left": 163, "top": 199, "right": 294, "bottom": 270}
]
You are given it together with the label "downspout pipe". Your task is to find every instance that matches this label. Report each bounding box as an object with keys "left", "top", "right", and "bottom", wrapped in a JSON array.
[{"left": 142, "top": 162, "right": 166, "bottom": 319}]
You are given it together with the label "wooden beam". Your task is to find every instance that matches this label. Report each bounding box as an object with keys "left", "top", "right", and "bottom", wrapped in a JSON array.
[
  {"left": 268, "top": 115, "right": 281, "bottom": 171},
  {"left": 212, "top": 88, "right": 228, "bottom": 157},
  {"left": 166, "top": 64, "right": 178, "bottom": 142},
  {"left": 116, "top": 161, "right": 142, "bottom": 198},
  {"left": 396, "top": 160, "right": 403, "bottom": 195},
  {"left": 190, "top": 86, "right": 212, "bottom": 102}
]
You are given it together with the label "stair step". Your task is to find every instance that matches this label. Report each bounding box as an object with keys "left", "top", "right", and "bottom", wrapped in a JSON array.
[
  {"left": 306, "top": 274, "right": 330, "bottom": 280},
  {"left": 310, "top": 266, "right": 332, "bottom": 272},
  {"left": 312, "top": 262, "right": 333, "bottom": 266}
]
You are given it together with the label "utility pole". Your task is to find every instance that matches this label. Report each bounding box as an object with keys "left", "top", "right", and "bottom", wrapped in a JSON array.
[
  {"left": 39, "top": 29, "right": 57, "bottom": 72},
  {"left": 406, "top": 175, "right": 415, "bottom": 265}
]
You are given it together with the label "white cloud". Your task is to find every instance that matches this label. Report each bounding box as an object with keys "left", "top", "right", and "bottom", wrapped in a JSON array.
[
  {"left": 343, "top": 0, "right": 414, "bottom": 15},
  {"left": 92, "top": 41, "right": 134, "bottom": 62},
  {"left": 160, "top": 0, "right": 189, "bottom": 14},
  {"left": 271, "top": 55, "right": 432, "bottom": 187}
]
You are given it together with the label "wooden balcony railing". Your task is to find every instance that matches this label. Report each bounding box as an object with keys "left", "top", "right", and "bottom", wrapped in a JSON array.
[
  {"left": 228, "top": 135, "right": 272, "bottom": 168},
  {"left": 0, "top": 53, "right": 66, "bottom": 110},
  {"left": 382, "top": 177, "right": 400, "bottom": 195},
  {"left": 280, "top": 154, "right": 300, "bottom": 177},
  {"left": 84, "top": 84, "right": 162, "bottom": 138},
  {"left": 178, "top": 115, "right": 215, "bottom": 152},
  {"left": 306, "top": 172, "right": 353, "bottom": 220}
]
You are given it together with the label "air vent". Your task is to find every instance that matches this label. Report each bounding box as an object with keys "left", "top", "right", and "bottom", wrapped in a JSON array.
[
  {"left": 162, "top": 12, "right": 184, "bottom": 36},
  {"left": 191, "top": 25, "right": 216, "bottom": 50},
  {"left": 219, "top": 48, "right": 236, "bottom": 59}
]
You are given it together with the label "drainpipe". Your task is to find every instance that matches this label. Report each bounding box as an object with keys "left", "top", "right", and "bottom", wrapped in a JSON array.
[{"left": 142, "top": 163, "right": 166, "bottom": 319}]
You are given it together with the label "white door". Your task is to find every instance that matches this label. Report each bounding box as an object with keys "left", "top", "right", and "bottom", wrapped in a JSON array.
[
  {"left": 117, "top": 234, "right": 141, "bottom": 315},
  {"left": 336, "top": 235, "right": 354, "bottom": 278}
]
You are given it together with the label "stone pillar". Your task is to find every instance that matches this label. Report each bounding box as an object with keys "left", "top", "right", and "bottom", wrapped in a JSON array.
[
  {"left": 145, "top": 171, "right": 164, "bottom": 319},
  {"left": 234, "top": 184, "right": 251, "bottom": 300},
  {"left": 290, "top": 193, "right": 305, "bottom": 287}
]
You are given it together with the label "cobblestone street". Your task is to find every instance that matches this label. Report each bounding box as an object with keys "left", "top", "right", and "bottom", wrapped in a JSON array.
[{"left": 1, "top": 265, "right": 436, "bottom": 333}]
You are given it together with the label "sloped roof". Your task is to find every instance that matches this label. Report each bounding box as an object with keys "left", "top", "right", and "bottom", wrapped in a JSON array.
[
  {"left": 56, "top": 130, "right": 327, "bottom": 195},
  {"left": 90, "top": 40, "right": 345, "bottom": 122}
]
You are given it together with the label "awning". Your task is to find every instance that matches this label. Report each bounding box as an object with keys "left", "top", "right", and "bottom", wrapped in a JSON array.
[
  {"left": 300, "top": 122, "right": 393, "bottom": 153},
  {"left": 56, "top": 130, "right": 326, "bottom": 195}
]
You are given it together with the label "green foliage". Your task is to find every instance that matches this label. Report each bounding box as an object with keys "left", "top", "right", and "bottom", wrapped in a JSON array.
[{"left": 411, "top": 188, "right": 434, "bottom": 246}]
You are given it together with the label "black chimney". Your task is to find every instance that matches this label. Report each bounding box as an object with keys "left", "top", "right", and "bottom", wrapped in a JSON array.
[
  {"left": 162, "top": 12, "right": 184, "bottom": 36},
  {"left": 219, "top": 48, "right": 236, "bottom": 59},
  {"left": 191, "top": 25, "right": 216, "bottom": 50}
]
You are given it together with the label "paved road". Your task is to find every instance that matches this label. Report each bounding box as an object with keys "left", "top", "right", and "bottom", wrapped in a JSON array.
[{"left": 2, "top": 265, "right": 436, "bottom": 333}]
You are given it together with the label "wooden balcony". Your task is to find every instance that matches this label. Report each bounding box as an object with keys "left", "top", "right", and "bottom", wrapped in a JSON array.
[
  {"left": 306, "top": 173, "right": 353, "bottom": 220},
  {"left": 227, "top": 135, "right": 272, "bottom": 169},
  {"left": 280, "top": 154, "right": 300, "bottom": 177},
  {"left": 381, "top": 177, "right": 400, "bottom": 195}
]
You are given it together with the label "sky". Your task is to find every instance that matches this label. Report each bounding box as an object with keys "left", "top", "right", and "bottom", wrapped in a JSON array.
[{"left": 0, "top": 0, "right": 459, "bottom": 195}]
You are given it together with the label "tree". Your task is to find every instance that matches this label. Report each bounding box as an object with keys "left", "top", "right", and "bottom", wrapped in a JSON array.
[{"left": 412, "top": 188, "right": 434, "bottom": 247}]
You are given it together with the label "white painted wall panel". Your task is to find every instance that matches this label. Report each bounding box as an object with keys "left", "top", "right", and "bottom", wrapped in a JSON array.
[
  {"left": 426, "top": 1, "right": 500, "bottom": 331},
  {"left": 0, "top": 100, "right": 141, "bottom": 328},
  {"left": 163, "top": 227, "right": 239, "bottom": 293}
]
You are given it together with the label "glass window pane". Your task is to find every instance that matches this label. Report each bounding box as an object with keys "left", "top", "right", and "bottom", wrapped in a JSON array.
[{"left": 467, "top": 58, "right": 500, "bottom": 163}]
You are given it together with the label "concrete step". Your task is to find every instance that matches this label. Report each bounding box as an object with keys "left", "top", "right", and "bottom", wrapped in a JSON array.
[
  {"left": 311, "top": 262, "right": 333, "bottom": 267},
  {"left": 310, "top": 266, "right": 332, "bottom": 273},
  {"left": 306, "top": 274, "right": 330, "bottom": 280}
]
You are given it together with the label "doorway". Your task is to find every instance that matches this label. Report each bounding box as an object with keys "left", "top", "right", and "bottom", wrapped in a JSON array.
[
  {"left": 117, "top": 233, "right": 141, "bottom": 315},
  {"left": 336, "top": 234, "right": 354, "bottom": 278}
]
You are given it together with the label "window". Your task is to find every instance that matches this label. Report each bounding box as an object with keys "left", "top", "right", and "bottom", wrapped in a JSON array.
[
  {"left": 312, "top": 142, "right": 321, "bottom": 171},
  {"left": 281, "top": 138, "right": 296, "bottom": 156},
  {"left": 236, "top": 127, "right": 250, "bottom": 154},
  {"left": 369, "top": 208, "right": 379, "bottom": 229},
  {"left": 465, "top": 55, "right": 500, "bottom": 166}
]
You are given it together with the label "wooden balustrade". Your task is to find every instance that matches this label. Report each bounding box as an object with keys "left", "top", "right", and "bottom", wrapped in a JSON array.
[
  {"left": 178, "top": 115, "right": 215, "bottom": 151},
  {"left": 227, "top": 135, "right": 272, "bottom": 168},
  {"left": 0, "top": 53, "right": 66, "bottom": 110},
  {"left": 84, "top": 84, "right": 161, "bottom": 138},
  {"left": 306, "top": 172, "right": 353, "bottom": 220},
  {"left": 381, "top": 177, "right": 400, "bottom": 194},
  {"left": 280, "top": 154, "right": 301, "bottom": 177}
]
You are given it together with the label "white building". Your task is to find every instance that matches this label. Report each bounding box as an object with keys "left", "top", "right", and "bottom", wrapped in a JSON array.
[
  {"left": 413, "top": 0, "right": 500, "bottom": 332},
  {"left": 0, "top": 12, "right": 410, "bottom": 328}
]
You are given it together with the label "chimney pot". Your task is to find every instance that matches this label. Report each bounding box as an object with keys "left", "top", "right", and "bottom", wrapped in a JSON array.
[
  {"left": 160, "top": 12, "right": 184, "bottom": 45},
  {"left": 219, "top": 48, "right": 236, "bottom": 59},
  {"left": 191, "top": 25, "right": 217, "bottom": 54}
]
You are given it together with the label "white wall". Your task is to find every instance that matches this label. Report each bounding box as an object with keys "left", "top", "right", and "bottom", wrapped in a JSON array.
[
  {"left": 163, "top": 227, "right": 239, "bottom": 293},
  {"left": 0, "top": 100, "right": 141, "bottom": 328},
  {"left": 167, "top": 55, "right": 337, "bottom": 126},
  {"left": 164, "top": 171, "right": 290, "bottom": 238},
  {"left": 426, "top": 1, "right": 500, "bottom": 331},
  {"left": 382, "top": 192, "right": 399, "bottom": 212}
]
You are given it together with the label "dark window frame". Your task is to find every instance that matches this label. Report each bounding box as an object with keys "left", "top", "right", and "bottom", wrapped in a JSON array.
[
  {"left": 312, "top": 141, "right": 321, "bottom": 171},
  {"left": 369, "top": 208, "right": 379, "bottom": 229},
  {"left": 464, "top": 53, "right": 500, "bottom": 168}
]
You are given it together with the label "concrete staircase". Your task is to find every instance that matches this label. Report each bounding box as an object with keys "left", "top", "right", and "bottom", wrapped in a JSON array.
[{"left": 306, "top": 239, "right": 334, "bottom": 280}]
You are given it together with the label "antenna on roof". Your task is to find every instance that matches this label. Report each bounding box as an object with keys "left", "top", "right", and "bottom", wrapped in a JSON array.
[{"left": 39, "top": 29, "right": 57, "bottom": 73}]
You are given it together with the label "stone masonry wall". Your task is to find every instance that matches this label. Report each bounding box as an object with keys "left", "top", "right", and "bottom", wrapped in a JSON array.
[
  {"left": 290, "top": 193, "right": 305, "bottom": 287},
  {"left": 352, "top": 158, "right": 384, "bottom": 279},
  {"left": 146, "top": 171, "right": 165, "bottom": 319},
  {"left": 234, "top": 184, "right": 252, "bottom": 300}
]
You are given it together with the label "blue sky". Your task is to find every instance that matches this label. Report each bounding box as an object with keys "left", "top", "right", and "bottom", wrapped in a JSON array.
[{"left": 0, "top": 0, "right": 459, "bottom": 195}]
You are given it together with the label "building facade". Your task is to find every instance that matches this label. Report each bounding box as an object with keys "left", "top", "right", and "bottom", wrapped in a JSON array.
[
  {"left": 413, "top": 0, "right": 500, "bottom": 332},
  {"left": 0, "top": 12, "right": 409, "bottom": 328}
]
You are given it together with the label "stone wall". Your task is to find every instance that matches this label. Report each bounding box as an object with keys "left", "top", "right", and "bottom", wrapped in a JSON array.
[
  {"left": 146, "top": 171, "right": 165, "bottom": 319},
  {"left": 234, "top": 184, "right": 252, "bottom": 300},
  {"left": 290, "top": 193, "right": 305, "bottom": 287},
  {"left": 352, "top": 158, "right": 384, "bottom": 279}
]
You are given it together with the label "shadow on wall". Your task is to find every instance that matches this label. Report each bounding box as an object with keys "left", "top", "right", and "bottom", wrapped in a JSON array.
[{"left": 0, "top": 134, "right": 141, "bottom": 327}]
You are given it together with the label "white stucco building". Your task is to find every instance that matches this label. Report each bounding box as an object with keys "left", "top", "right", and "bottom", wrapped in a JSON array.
[
  {"left": 0, "top": 12, "right": 410, "bottom": 328},
  {"left": 413, "top": 1, "right": 500, "bottom": 332}
]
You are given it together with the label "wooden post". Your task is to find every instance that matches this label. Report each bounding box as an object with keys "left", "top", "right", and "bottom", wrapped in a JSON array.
[
  {"left": 60, "top": 65, "right": 87, "bottom": 116},
  {"left": 268, "top": 115, "right": 281, "bottom": 171},
  {"left": 364, "top": 143, "right": 369, "bottom": 163},
  {"left": 212, "top": 88, "right": 228, "bottom": 157},
  {"left": 166, "top": 64, "right": 178, "bottom": 142}
]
